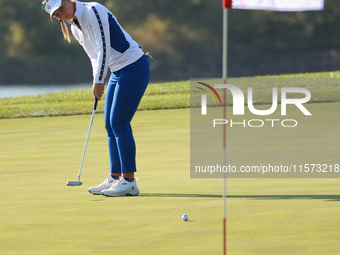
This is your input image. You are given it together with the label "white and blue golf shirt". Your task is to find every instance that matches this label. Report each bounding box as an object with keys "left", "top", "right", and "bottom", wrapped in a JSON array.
[{"left": 71, "top": 1, "right": 144, "bottom": 84}]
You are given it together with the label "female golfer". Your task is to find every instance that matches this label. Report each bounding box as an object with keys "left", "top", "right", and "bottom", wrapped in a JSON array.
[{"left": 42, "top": 0, "right": 150, "bottom": 196}]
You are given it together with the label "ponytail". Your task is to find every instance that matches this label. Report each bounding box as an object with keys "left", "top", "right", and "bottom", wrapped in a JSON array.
[{"left": 60, "top": 20, "right": 71, "bottom": 43}]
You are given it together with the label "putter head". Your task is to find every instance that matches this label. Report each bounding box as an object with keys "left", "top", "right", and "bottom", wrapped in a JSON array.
[{"left": 66, "top": 181, "right": 83, "bottom": 186}]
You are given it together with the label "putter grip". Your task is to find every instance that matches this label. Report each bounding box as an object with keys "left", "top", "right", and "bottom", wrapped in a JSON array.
[{"left": 94, "top": 98, "right": 98, "bottom": 110}]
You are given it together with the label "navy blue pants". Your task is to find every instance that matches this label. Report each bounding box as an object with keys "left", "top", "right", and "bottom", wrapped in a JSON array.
[{"left": 104, "top": 55, "right": 150, "bottom": 174}]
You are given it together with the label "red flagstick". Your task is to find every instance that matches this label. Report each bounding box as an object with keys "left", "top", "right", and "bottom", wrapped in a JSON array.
[
  {"left": 222, "top": 1, "right": 229, "bottom": 254},
  {"left": 223, "top": 0, "right": 232, "bottom": 8}
]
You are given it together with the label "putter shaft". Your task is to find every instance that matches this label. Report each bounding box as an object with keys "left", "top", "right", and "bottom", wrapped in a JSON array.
[{"left": 67, "top": 98, "right": 98, "bottom": 186}]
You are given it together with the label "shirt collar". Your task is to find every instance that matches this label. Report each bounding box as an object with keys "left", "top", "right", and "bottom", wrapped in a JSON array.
[{"left": 74, "top": 1, "right": 84, "bottom": 21}]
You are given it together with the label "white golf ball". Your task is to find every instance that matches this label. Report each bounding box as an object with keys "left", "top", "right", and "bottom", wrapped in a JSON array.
[{"left": 182, "top": 214, "right": 188, "bottom": 221}]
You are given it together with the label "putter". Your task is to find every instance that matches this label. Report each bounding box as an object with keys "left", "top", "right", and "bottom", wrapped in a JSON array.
[{"left": 67, "top": 98, "right": 98, "bottom": 186}]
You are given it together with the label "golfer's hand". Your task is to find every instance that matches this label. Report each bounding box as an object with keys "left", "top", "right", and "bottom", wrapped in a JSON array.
[{"left": 92, "top": 82, "right": 105, "bottom": 100}]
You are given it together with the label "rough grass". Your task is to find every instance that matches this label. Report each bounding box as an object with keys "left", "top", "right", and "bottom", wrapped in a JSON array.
[
  {"left": 0, "top": 81, "right": 190, "bottom": 119},
  {"left": 1, "top": 70, "right": 340, "bottom": 119}
]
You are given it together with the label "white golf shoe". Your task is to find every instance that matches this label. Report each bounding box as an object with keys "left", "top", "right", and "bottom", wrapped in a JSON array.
[
  {"left": 88, "top": 176, "right": 120, "bottom": 195},
  {"left": 101, "top": 178, "right": 139, "bottom": 197}
]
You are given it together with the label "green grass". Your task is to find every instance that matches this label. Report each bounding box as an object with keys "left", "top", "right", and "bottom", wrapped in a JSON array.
[
  {"left": 1, "top": 71, "right": 340, "bottom": 254},
  {"left": 0, "top": 81, "right": 190, "bottom": 119},
  {"left": 1, "top": 70, "right": 340, "bottom": 119},
  {"left": 1, "top": 108, "right": 340, "bottom": 254}
]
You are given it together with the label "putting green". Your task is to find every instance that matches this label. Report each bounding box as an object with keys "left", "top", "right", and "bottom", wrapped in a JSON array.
[{"left": 1, "top": 108, "right": 340, "bottom": 254}]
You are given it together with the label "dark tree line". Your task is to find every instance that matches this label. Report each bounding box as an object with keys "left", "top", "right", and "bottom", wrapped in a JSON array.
[{"left": 0, "top": 0, "right": 339, "bottom": 84}]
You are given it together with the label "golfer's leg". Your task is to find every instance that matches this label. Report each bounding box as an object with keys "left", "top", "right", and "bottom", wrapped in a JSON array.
[
  {"left": 88, "top": 75, "right": 121, "bottom": 195},
  {"left": 104, "top": 73, "right": 121, "bottom": 176},
  {"left": 110, "top": 56, "right": 150, "bottom": 174}
]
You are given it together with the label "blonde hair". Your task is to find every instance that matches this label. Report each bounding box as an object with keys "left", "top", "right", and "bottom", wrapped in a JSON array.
[
  {"left": 58, "top": 0, "right": 76, "bottom": 43},
  {"left": 60, "top": 20, "right": 71, "bottom": 43}
]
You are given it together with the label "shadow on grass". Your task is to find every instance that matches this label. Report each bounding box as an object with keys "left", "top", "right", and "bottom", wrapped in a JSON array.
[
  {"left": 229, "top": 195, "right": 340, "bottom": 202},
  {"left": 140, "top": 193, "right": 222, "bottom": 198},
  {"left": 140, "top": 193, "right": 340, "bottom": 201}
]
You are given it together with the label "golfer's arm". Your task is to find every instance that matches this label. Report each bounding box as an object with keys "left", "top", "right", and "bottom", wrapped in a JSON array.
[{"left": 90, "top": 8, "right": 111, "bottom": 85}]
